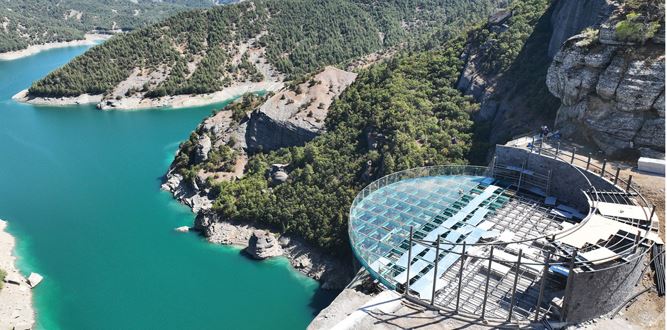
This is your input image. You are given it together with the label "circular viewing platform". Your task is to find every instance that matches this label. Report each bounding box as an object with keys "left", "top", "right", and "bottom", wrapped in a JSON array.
[{"left": 348, "top": 147, "right": 661, "bottom": 325}]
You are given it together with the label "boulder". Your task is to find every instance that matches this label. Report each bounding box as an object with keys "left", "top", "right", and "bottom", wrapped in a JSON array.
[
  {"left": 27, "top": 273, "right": 43, "bottom": 288},
  {"left": 194, "top": 134, "right": 212, "bottom": 163},
  {"left": 245, "top": 230, "right": 283, "bottom": 260},
  {"left": 272, "top": 170, "right": 288, "bottom": 184}
]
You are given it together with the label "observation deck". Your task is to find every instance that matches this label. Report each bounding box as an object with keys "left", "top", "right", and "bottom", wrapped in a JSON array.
[{"left": 348, "top": 143, "right": 662, "bottom": 325}]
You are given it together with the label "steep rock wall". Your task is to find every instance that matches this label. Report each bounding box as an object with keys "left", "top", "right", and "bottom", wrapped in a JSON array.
[
  {"left": 547, "top": 32, "right": 665, "bottom": 158},
  {"left": 548, "top": 0, "right": 616, "bottom": 58}
]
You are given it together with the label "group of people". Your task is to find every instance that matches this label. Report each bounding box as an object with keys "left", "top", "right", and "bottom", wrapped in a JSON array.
[{"left": 540, "top": 125, "right": 561, "bottom": 141}]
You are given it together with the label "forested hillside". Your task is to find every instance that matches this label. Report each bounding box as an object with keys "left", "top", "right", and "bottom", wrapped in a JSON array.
[
  {"left": 172, "top": 39, "right": 478, "bottom": 253},
  {"left": 28, "top": 0, "right": 500, "bottom": 98},
  {"left": 0, "top": 0, "right": 232, "bottom": 53}
]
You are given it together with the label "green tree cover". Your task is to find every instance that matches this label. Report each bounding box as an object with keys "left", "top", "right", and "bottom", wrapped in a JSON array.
[
  {"left": 29, "top": 0, "right": 500, "bottom": 97},
  {"left": 174, "top": 39, "right": 478, "bottom": 253},
  {"left": 0, "top": 0, "right": 233, "bottom": 53},
  {"left": 468, "top": 0, "right": 552, "bottom": 74},
  {"left": 614, "top": 0, "right": 664, "bottom": 43}
]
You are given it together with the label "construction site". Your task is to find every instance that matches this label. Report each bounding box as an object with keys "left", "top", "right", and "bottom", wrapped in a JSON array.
[{"left": 342, "top": 138, "right": 664, "bottom": 328}]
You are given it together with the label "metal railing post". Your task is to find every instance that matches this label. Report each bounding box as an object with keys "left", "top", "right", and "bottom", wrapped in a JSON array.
[
  {"left": 534, "top": 251, "right": 551, "bottom": 322},
  {"left": 538, "top": 141, "right": 543, "bottom": 155},
  {"left": 404, "top": 226, "right": 413, "bottom": 296},
  {"left": 554, "top": 142, "right": 561, "bottom": 159},
  {"left": 430, "top": 238, "right": 441, "bottom": 306},
  {"left": 481, "top": 246, "right": 494, "bottom": 319},
  {"left": 586, "top": 153, "right": 591, "bottom": 170},
  {"left": 570, "top": 147, "right": 576, "bottom": 164},
  {"left": 508, "top": 249, "right": 523, "bottom": 322},
  {"left": 649, "top": 205, "right": 656, "bottom": 225},
  {"left": 614, "top": 167, "right": 621, "bottom": 185},
  {"left": 455, "top": 242, "right": 467, "bottom": 312},
  {"left": 601, "top": 159, "right": 607, "bottom": 177},
  {"left": 626, "top": 175, "right": 633, "bottom": 192}
]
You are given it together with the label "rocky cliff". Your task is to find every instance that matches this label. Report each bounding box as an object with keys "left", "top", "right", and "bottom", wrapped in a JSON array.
[
  {"left": 547, "top": 9, "right": 665, "bottom": 158},
  {"left": 162, "top": 66, "right": 357, "bottom": 212},
  {"left": 456, "top": 0, "right": 562, "bottom": 154},
  {"left": 246, "top": 67, "right": 357, "bottom": 153},
  {"left": 457, "top": 0, "right": 664, "bottom": 160}
]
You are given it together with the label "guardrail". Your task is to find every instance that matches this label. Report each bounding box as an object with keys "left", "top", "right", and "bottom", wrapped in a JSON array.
[{"left": 519, "top": 136, "right": 657, "bottom": 231}]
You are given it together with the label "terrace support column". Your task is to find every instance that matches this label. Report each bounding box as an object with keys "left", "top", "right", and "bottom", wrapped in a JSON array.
[
  {"left": 455, "top": 242, "right": 467, "bottom": 312},
  {"left": 508, "top": 249, "right": 523, "bottom": 322},
  {"left": 534, "top": 251, "right": 551, "bottom": 322},
  {"left": 481, "top": 246, "right": 494, "bottom": 319},
  {"left": 430, "top": 238, "right": 441, "bottom": 306},
  {"left": 405, "top": 226, "right": 414, "bottom": 296}
]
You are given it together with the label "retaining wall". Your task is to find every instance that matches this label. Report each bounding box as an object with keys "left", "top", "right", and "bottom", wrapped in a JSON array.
[{"left": 494, "top": 145, "right": 621, "bottom": 211}]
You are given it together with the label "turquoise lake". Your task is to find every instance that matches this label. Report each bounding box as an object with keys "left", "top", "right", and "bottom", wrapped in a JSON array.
[{"left": 0, "top": 46, "right": 334, "bottom": 329}]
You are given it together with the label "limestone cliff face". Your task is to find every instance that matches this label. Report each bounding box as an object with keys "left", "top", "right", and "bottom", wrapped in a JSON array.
[
  {"left": 547, "top": 28, "right": 665, "bottom": 158},
  {"left": 245, "top": 67, "right": 357, "bottom": 153}
]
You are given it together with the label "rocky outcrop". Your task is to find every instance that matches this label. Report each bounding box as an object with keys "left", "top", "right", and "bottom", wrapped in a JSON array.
[
  {"left": 245, "top": 66, "right": 357, "bottom": 153},
  {"left": 547, "top": 32, "right": 665, "bottom": 157},
  {"left": 193, "top": 210, "right": 352, "bottom": 289},
  {"left": 246, "top": 230, "right": 283, "bottom": 259},
  {"left": 161, "top": 66, "right": 358, "bottom": 289},
  {"left": 548, "top": 0, "right": 616, "bottom": 58},
  {"left": 160, "top": 173, "right": 213, "bottom": 213}
]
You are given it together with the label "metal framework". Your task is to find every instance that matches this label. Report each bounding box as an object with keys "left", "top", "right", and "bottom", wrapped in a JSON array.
[{"left": 348, "top": 139, "right": 660, "bottom": 326}]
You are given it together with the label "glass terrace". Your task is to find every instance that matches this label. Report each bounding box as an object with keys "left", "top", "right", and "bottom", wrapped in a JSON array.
[{"left": 348, "top": 165, "right": 505, "bottom": 291}]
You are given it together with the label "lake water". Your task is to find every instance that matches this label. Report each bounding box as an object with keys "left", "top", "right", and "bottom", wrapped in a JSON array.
[{"left": 0, "top": 46, "right": 334, "bottom": 329}]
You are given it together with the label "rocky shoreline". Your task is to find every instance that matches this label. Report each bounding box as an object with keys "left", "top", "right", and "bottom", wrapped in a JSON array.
[
  {"left": 162, "top": 173, "right": 353, "bottom": 289},
  {"left": 0, "top": 220, "right": 34, "bottom": 329},
  {"left": 0, "top": 34, "right": 111, "bottom": 61},
  {"left": 12, "top": 81, "right": 284, "bottom": 111}
]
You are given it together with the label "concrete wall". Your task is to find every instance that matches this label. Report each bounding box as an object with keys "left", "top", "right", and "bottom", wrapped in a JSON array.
[
  {"left": 562, "top": 253, "right": 646, "bottom": 323},
  {"left": 494, "top": 145, "right": 622, "bottom": 211}
]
